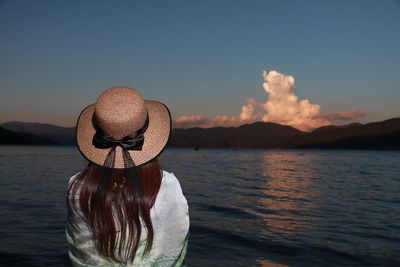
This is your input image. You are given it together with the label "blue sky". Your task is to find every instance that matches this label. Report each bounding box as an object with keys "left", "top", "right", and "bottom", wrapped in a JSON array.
[{"left": 0, "top": 0, "right": 399, "bottom": 127}]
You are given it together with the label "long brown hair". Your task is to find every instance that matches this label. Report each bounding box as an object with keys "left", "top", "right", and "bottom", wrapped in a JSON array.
[{"left": 67, "top": 160, "right": 162, "bottom": 264}]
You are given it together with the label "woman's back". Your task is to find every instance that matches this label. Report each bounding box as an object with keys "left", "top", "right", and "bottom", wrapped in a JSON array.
[
  {"left": 67, "top": 170, "right": 189, "bottom": 266},
  {"left": 66, "top": 86, "right": 189, "bottom": 266}
]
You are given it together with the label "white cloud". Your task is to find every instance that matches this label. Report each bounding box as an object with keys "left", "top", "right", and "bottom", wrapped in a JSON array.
[{"left": 173, "top": 70, "right": 365, "bottom": 132}]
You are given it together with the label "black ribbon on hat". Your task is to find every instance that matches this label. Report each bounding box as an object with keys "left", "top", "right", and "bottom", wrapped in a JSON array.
[
  {"left": 90, "top": 114, "right": 149, "bottom": 199},
  {"left": 91, "top": 114, "right": 149, "bottom": 169}
]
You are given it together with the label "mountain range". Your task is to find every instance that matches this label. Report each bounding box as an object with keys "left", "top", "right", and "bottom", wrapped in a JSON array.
[
  {"left": 1, "top": 118, "right": 399, "bottom": 149},
  {"left": 0, "top": 121, "right": 75, "bottom": 145}
]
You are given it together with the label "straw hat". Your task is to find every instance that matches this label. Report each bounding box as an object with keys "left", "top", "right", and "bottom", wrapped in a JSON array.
[{"left": 76, "top": 86, "right": 171, "bottom": 168}]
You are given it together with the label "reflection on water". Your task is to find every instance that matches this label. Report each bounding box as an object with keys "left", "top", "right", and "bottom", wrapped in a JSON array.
[
  {"left": 260, "top": 152, "right": 320, "bottom": 236},
  {"left": 258, "top": 258, "right": 289, "bottom": 267}
]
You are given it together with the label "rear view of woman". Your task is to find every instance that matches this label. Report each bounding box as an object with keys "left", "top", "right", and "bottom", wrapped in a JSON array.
[{"left": 66, "top": 87, "right": 189, "bottom": 266}]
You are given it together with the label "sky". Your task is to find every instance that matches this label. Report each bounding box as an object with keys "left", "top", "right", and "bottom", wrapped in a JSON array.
[{"left": 0, "top": 0, "right": 399, "bottom": 131}]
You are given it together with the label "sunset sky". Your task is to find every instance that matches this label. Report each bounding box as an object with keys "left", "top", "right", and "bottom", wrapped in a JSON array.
[{"left": 1, "top": 0, "right": 399, "bottom": 131}]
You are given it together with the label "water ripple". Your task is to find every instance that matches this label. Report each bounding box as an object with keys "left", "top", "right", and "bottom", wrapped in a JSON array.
[{"left": 1, "top": 146, "right": 399, "bottom": 266}]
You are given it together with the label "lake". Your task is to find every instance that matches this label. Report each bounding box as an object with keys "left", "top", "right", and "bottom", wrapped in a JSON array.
[{"left": 0, "top": 146, "right": 399, "bottom": 266}]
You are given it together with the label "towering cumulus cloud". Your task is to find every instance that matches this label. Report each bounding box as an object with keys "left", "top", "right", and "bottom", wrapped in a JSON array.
[
  {"left": 259, "top": 70, "right": 330, "bottom": 131},
  {"left": 173, "top": 70, "right": 365, "bottom": 132}
]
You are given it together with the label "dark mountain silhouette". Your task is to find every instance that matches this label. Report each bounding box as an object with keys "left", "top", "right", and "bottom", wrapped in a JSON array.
[
  {"left": 285, "top": 118, "right": 400, "bottom": 148},
  {"left": 1, "top": 118, "right": 399, "bottom": 149},
  {"left": 0, "top": 121, "right": 75, "bottom": 145},
  {"left": 0, "top": 127, "right": 58, "bottom": 145},
  {"left": 311, "top": 122, "right": 363, "bottom": 134},
  {"left": 169, "top": 122, "right": 305, "bottom": 148}
]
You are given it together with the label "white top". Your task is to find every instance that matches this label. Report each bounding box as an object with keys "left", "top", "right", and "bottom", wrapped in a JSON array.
[{"left": 66, "top": 170, "right": 190, "bottom": 267}]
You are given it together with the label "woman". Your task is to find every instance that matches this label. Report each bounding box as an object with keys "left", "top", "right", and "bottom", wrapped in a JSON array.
[{"left": 66, "top": 87, "right": 189, "bottom": 266}]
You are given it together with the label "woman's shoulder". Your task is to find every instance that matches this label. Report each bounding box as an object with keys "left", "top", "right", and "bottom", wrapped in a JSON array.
[
  {"left": 157, "top": 170, "right": 188, "bottom": 207},
  {"left": 67, "top": 170, "right": 186, "bottom": 202},
  {"left": 160, "top": 171, "right": 186, "bottom": 198},
  {"left": 67, "top": 171, "right": 82, "bottom": 192},
  {"left": 68, "top": 170, "right": 183, "bottom": 190},
  {"left": 153, "top": 171, "right": 189, "bottom": 239},
  {"left": 68, "top": 171, "right": 81, "bottom": 184},
  {"left": 161, "top": 170, "right": 180, "bottom": 186}
]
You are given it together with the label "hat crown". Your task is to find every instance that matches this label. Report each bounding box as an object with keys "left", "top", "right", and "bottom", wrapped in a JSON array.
[{"left": 94, "top": 86, "right": 148, "bottom": 140}]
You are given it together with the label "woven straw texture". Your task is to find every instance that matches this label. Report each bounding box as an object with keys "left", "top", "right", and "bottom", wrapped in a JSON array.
[{"left": 76, "top": 87, "right": 171, "bottom": 168}]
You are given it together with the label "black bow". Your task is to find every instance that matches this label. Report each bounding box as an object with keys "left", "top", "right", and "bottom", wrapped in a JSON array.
[{"left": 91, "top": 115, "right": 149, "bottom": 169}]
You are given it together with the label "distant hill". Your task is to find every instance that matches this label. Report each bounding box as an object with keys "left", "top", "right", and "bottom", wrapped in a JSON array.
[
  {"left": 0, "top": 126, "right": 58, "bottom": 145},
  {"left": 285, "top": 118, "right": 400, "bottom": 149},
  {"left": 170, "top": 118, "right": 400, "bottom": 150},
  {"left": 169, "top": 122, "right": 305, "bottom": 148},
  {"left": 311, "top": 122, "right": 363, "bottom": 134},
  {"left": 1, "top": 118, "right": 399, "bottom": 150},
  {"left": 0, "top": 121, "right": 75, "bottom": 145}
]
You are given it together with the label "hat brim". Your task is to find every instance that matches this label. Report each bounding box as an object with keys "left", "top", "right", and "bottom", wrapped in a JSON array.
[{"left": 76, "top": 100, "right": 171, "bottom": 168}]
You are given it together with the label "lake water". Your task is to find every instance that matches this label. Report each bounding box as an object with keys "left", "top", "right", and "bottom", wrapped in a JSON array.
[{"left": 0, "top": 146, "right": 399, "bottom": 266}]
